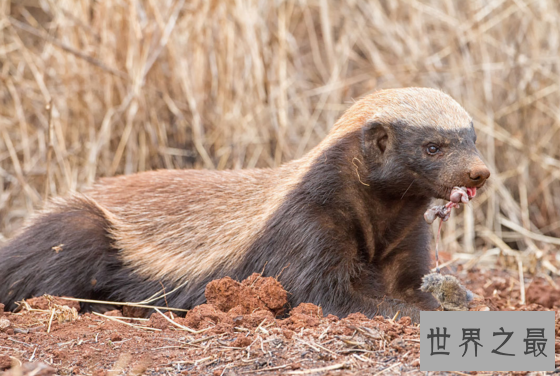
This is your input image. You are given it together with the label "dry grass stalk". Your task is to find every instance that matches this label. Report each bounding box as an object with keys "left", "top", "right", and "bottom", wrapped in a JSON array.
[
  {"left": 58, "top": 296, "right": 189, "bottom": 313},
  {"left": 92, "top": 311, "right": 162, "bottom": 332},
  {"left": 0, "top": 1, "right": 559, "bottom": 274},
  {"left": 287, "top": 362, "right": 349, "bottom": 375},
  {"left": 46, "top": 308, "right": 55, "bottom": 333},
  {"left": 153, "top": 307, "right": 210, "bottom": 334}
]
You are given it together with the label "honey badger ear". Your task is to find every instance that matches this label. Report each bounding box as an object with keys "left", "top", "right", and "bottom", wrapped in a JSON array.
[{"left": 361, "top": 121, "right": 389, "bottom": 158}]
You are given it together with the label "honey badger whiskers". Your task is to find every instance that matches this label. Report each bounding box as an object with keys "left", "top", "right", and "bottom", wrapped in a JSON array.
[{"left": 0, "top": 88, "right": 489, "bottom": 321}]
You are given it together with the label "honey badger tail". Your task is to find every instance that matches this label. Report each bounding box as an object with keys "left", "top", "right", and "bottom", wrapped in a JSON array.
[{"left": 0, "top": 196, "right": 120, "bottom": 310}]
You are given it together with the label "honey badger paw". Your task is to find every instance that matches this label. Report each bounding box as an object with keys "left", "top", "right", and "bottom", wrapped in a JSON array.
[{"left": 420, "top": 273, "right": 473, "bottom": 311}]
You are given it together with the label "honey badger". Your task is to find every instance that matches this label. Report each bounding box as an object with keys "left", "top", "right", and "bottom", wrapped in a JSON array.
[{"left": 0, "top": 88, "right": 490, "bottom": 320}]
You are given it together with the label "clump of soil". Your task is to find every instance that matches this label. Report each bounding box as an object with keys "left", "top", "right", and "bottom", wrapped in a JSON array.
[
  {"left": 205, "top": 273, "right": 287, "bottom": 314},
  {"left": 178, "top": 273, "right": 286, "bottom": 334},
  {"left": 280, "top": 303, "right": 323, "bottom": 330},
  {"left": 22, "top": 297, "right": 80, "bottom": 312},
  {"left": 147, "top": 310, "right": 175, "bottom": 330}
]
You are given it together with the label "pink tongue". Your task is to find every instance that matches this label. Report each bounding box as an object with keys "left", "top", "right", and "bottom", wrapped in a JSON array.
[{"left": 467, "top": 187, "right": 477, "bottom": 198}]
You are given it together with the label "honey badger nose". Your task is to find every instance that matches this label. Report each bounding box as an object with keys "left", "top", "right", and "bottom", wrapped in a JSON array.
[{"left": 468, "top": 164, "right": 490, "bottom": 184}]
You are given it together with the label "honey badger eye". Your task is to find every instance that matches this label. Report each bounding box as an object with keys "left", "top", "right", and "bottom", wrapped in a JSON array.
[{"left": 426, "top": 145, "right": 439, "bottom": 155}]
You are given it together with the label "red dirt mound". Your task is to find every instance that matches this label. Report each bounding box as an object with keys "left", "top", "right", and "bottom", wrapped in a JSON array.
[
  {"left": 178, "top": 273, "right": 287, "bottom": 334},
  {"left": 205, "top": 273, "right": 287, "bottom": 314}
]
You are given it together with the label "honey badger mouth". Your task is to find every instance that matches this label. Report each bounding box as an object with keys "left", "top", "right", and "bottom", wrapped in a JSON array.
[
  {"left": 435, "top": 185, "right": 477, "bottom": 202},
  {"left": 451, "top": 186, "right": 477, "bottom": 201},
  {"left": 424, "top": 186, "right": 478, "bottom": 224}
]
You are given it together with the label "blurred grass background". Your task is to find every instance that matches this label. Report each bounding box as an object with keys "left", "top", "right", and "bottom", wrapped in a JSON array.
[{"left": 0, "top": 0, "right": 559, "bottom": 276}]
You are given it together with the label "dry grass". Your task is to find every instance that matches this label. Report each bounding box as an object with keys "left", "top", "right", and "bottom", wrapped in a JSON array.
[{"left": 0, "top": 0, "right": 559, "bottom": 268}]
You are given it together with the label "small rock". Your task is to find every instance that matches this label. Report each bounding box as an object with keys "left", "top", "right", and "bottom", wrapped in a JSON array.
[
  {"left": 231, "top": 335, "right": 252, "bottom": 348},
  {"left": 0, "top": 318, "right": 11, "bottom": 332},
  {"left": 282, "top": 328, "right": 294, "bottom": 339}
]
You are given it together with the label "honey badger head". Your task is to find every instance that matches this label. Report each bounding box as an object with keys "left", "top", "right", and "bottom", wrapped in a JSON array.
[{"left": 341, "top": 87, "right": 490, "bottom": 200}]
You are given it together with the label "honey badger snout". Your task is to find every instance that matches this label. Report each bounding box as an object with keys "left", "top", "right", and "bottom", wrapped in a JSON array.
[
  {"left": 452, "top": 154, "right": 490, "bottom": 192},
  {"left": 467, "top": 161, "right": 490, "bottom": 186}
]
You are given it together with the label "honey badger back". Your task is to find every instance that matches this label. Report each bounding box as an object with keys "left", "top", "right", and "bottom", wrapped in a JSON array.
[{"left": 0, "top": 88, "right": 490, "bottom": 320}]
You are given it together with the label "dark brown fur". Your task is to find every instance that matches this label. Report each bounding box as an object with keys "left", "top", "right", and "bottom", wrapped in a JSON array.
[{"left": 0, "top": 88, "right": 490, "bottom": 321}]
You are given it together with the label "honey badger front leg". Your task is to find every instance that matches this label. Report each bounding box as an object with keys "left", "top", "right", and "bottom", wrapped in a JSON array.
[
  {"left": 310, "top": 233, "right": 440, "bottom": 322},
  {"left": 366, "top": 224, "right": 442, "bottom": 318},
  {"left": 375, "top": 235, "right": 473, "bottom": 314}
]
